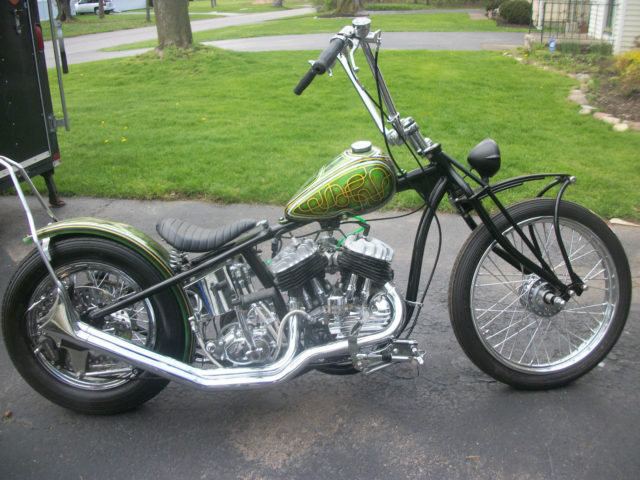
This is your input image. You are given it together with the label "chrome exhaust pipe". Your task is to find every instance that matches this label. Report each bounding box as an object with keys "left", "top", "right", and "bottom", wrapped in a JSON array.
[{"left": 42, "top": 284, "right": 405, "bottom": 390}]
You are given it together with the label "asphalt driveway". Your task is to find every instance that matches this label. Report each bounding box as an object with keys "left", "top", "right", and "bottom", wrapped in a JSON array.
[{"left": 0, "top": 196, "right": 637, "bottom": 480}]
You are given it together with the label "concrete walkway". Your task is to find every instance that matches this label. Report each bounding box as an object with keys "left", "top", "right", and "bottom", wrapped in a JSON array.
[
  {"left": 204, "top": 31, "right": 526, "bottom": 52},
  {"left": 44, "top": 7, "right": 316, "bottom": 65},
  {"left": 44, "top": 7, "right": 526, "bottom": 66}
]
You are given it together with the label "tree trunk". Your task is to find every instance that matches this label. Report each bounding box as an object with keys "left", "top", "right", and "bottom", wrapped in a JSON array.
[
  {"left": 98, "top": 0, "right": 104, "bottom": 19},
  {"left": 334, "top": 0, "right": 361, "bottom": 15},
  {"left": 146, "top": 0, "right": 151, "bottom": 22},
  {"left": 272, "top": 0, "right": 283, "bottom": 7},
  {"left": 154, "top": 0, "right": 193, "bottom": 50},
  {"left": 55, "top": 0, "right": 72, "bottom": 21},
  {"left": 210, "top": 0, "right": 217, "bottom": 7}
]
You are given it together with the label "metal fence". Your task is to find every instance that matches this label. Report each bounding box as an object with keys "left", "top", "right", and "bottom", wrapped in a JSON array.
[{"left": 530, "top": 0, "right": 616, "bottom": 46}]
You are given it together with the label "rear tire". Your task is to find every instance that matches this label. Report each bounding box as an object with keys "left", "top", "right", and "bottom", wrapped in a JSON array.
[
  {"left": 449, "top": 199, "right": 631, "bottom": 389},
  {"left": 2, "top": 237, "right": 187, "bottom": 414}
]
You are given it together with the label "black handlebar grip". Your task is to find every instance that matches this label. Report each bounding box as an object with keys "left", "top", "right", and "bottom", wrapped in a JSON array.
[
  {"left": 294, "top": 68, "right": 317, "bottom": 95},
  {"left": 312, "top": 37, "right": 346, "bottom": 75}
]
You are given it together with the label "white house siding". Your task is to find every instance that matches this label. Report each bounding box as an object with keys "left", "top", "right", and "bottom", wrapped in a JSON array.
[
  {"left": 615, "top": 0, "right": 640, "bottom": 52},
  {"left": 588, "top": 2, "right": 609, "bottom": 39}
]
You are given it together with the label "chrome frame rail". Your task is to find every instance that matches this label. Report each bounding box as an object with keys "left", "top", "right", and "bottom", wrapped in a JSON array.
[{"left": 0, "top": 155, "right": 60, "bottom": 286}]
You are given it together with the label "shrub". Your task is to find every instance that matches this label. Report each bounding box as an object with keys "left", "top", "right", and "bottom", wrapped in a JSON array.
[
  {"left": 615, "top": 50, "right": 640, "bottom": 96},
  {"left": 486, "top": 0, "right": 504, "bottom": 11},
  {"left": 499, "top": 0, "right": 531, "bottom": 25},
  {"left": 589, "top": 42, "right": 613, "bottom": 56},
  {"left": 616, "top": 50, "right": 640, "bottom": 73},
  {"left": 313, "top": 0, "right": 335, "bottom": 12},
  {"left": 557, "top": 42, "right": 581, "bottom": 55}
]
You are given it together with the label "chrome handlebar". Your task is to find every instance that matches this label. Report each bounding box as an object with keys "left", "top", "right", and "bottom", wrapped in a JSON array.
[{"left": 296, "top": 18, "right": 435, "bottom": 158}]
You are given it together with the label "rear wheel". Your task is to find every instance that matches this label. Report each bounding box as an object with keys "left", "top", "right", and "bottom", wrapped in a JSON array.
[
  {"left": 449, "top": 199, "right": 631, "bottom": 389},
  {"left": 2, "top": 237, "right": 187, "bottom": 414}
]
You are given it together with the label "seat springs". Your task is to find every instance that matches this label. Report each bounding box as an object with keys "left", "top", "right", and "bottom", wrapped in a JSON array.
[{"left": 169, "top": 249, "right": 189, "bottom": 272}]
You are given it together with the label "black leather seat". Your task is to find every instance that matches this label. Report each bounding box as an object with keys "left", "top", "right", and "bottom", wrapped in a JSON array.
[{"left": 156, "top": 218, "right": 257, "bottom": 253}]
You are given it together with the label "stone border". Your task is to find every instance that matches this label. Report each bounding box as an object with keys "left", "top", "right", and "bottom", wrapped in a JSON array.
[
  {"left": 514, "top": 48, "right": 640, "bottom": 132},
  {"left": 567, "top": 73, "right": 640, "bottom": 132}
]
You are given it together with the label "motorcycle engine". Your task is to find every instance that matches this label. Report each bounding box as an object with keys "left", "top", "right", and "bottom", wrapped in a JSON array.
[
  {"left": 269, "top": 234, "right": 396, "bottom": 343},
  {"left": 188, "top": 233, "right": 397, "bottom": 368}
]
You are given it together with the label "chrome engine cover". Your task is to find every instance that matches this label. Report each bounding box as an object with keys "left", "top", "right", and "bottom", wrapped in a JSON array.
[{"left": 184, "top": 233, "right": 398, "bottom": 368}]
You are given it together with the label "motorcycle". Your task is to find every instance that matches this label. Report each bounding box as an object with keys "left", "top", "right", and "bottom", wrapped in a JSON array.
[{"left": 1, "top": 18, "right": 632, "bottom": 414}]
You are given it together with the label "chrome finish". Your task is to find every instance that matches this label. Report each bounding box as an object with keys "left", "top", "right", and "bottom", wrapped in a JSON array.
[
  {"left": 351, "top": 140, "right": 372, "bottom": 153},
  {"left": 352, "top": 17, "right": 371, "bottom": 39},
  {"left": 36, "top": 261, "right": 158, "bottom": 389},
  {"left": 189, "top": 315, "right": 223, "bottom": 368},
  {"left": 337, "top": 54, "right": 391, "bottom": 139},
  {"left": 0, "top": 156, "right": 61, "bottom": 291},
  {"left": 327, "top": 295, "right": 346, "bottom": 315},
  {"left": 37, "top": 283, "right": 405, "bottom": 390},
  {"left": 520, "top": 278, "right": 565, "bottom": 317},
  {"left": 169, "top": 249, "right": 189, "bottom": 272},
  {"left": 354, "top": 339, "right": 425, "bottom": 375},
  {"left": 345, "top": 273, "right": 358, "bottom": 303},
  {"left": 470, "top": 216, "right": 619, "bottom": 374},
  {"left": 360, "top": 278, "right": 371, "bottom": 304},
  {"left": 360, "top": 40, "right": 403, "bottom": 136},
  {"left": 336, "top": 26, "right": 435, "bottom": 157}
]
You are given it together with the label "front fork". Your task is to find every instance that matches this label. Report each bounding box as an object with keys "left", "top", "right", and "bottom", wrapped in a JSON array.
[
  {"left": 400, "top": 149, "right": 585, "bottom": 334},
  {"left": 444, "top": 156, "right": 585, "bottom": 302}
]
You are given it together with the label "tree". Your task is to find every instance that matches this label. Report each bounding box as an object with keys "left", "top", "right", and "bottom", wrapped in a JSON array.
[
  {"left": 98, "top": 0, "right": 104, "bottom": 19},
  {"left": 211, "top": 0, "right": 217, "bottom": 7},
  {"left": 334, "top": 0, "right": 361, "bottom": 15},
  {"left": 154, "top": 0, "right": 193, "bottom": 50},
  {"left": 273, "top": 0, "right": 283, "bottom": 7},
  {"left": 55, "top": 0, "right": 72, "bottom": 21}
]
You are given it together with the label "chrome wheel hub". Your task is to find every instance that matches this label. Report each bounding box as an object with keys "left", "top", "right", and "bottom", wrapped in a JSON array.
[{"left": 520, "top": 277, "right": 565, "bottom": 318}]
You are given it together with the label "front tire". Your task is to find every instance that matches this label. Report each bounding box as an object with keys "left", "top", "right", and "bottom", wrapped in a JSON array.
[
  {"left": 2, "top": 237, "right": 187, "bottom": 414},
  {"left": 449, "top": 199, "right": 631, "bottom": 389}
]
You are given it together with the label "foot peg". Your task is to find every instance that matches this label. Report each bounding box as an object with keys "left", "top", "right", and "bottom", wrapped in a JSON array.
[{"left": 350, "top": 338, "right": 425, "bottom": 375}]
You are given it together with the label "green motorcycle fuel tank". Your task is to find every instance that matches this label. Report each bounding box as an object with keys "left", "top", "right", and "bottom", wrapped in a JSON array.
[{"left": 285, "top": 141, "right": 397, "bottom": 221}]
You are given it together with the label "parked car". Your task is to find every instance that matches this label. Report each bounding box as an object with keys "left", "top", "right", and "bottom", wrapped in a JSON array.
[{"left": 73, "top": 0, "right": 115, "bottom": 15}]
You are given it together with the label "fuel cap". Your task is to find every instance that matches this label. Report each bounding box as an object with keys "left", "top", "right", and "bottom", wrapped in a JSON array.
[{"left": 351, "top": 140, "right": 372, "bottom": 153}]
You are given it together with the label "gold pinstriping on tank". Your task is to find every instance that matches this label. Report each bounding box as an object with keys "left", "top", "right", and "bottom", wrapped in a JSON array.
[{"left": 288, "top": 160, "right": 394, "bottom": 218}]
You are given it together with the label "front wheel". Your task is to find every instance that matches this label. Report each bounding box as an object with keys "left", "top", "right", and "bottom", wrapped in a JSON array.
[
  {"left": 449, "top": 199, "right": 631, "bottom": 389},
  {"left": 2, "top": 237, "right": 188, "bottom": 414}
]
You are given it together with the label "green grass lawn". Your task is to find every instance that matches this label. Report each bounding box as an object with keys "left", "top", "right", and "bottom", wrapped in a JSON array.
[
  {"left": 188, "top": 0, "right": 307, "bottom": 14},
  {"left": 43, "top": 47, "right": 639, "bottom": 220},
  {"left": 42, "top": 14, "right": 162, "bottom": 41}
]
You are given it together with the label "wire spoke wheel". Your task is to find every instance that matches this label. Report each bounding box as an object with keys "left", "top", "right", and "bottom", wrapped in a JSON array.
[
  {"left": 449, "top": 199, "right": 631, "bottom": 389},
  {"left": 2, "top": 237, "right": 187, "bottom": 414},
  {"left": 472, "top": 218, "right": 616, "bottom": 373},
  {"left": 27, "top": 262, "right": 156, "bottom": 390}
]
